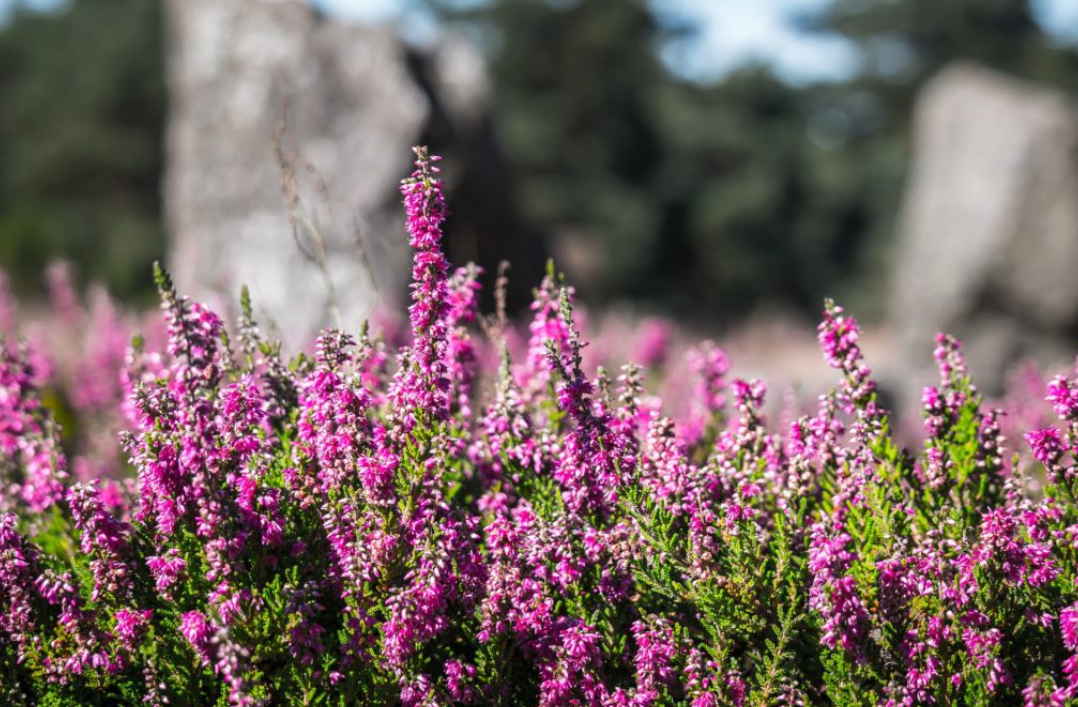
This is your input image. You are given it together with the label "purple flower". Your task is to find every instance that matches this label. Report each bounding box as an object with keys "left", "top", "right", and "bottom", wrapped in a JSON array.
[
  {"left": 631, "top": 618, "right": 678, "bottom": 694},
  {"left": 446, "top": 263, "right": 483, "bottom": 416},
  {"left": 1027, "top": 427, "right": 1065, "bottom": 468},
  {"left": 390, "top": 146, "right": 453, "bottom": 424},
  {"left": 67, "top": 483, "right": 135, "bottom": 601},
  {"left": 685, "top": 341, "right": 729, "bottom": 439},
  {"left": 817, "top": 300, "right": 881, "bottom": 426},
  {"left": 1048, "top": 376, "right": 1078, "bottom": 421},
  {"left": 1062, "top": 604, "right": 1078, "bottom": 651},
  {"left": 296, "top": 332, "right": 372, "bottom": 493},
  {"left": 0, "top": 339, "right": 68, "bottom": 512},
  {"left": 963, "top": 627, "right": 1010, "bottom": 693},
  {"left": 444, "top": 659, "right": 478, "bottom": 702},
  {"left": 114, "top": 608, "right": 152, "bottom": 649},
  {"left": 808, "top": 526, "right": 871, "bottom": 661},
  {"left": 933, "top": 333, "right": 969, "bottom": 384},
  {"left": 146, "top": 549, "right": 186, "bottom": 597},
  {"left": 180, "top": 610, "right": 214, "bottom": 666}
]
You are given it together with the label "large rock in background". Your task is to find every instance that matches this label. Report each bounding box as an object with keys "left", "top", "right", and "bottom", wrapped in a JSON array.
[
  {"left": 891, "top": 62, "right": 1078, "bottom": 396},
  {"left": 164, "top": 0, "right": 542, "bottom": 349}
]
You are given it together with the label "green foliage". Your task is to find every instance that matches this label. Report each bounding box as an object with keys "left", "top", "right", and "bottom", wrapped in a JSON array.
[
  {"left": 4, "top": 0, "right": 1077, "bottom": 323},
  {"left": 423, "top": 0, "right": 1078, "bottom": 323},
  {"left": 0, "top": 0, "right": 165, "bottom": 302}
]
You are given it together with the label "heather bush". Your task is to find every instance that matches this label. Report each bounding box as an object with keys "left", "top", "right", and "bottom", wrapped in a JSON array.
[{"left": 3, "top": 147, "right": 1078, "bottom": 706}]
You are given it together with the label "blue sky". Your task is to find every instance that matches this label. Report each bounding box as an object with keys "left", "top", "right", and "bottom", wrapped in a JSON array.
[
  {"left": 311, "top": 0, "right": 862, "bottom": 83},
  {"left": 3, "top": 0, "right": 1078, "bottom": 84},
  {"left": 313, "top": 0, "right": 1078, "bottom": 84}
]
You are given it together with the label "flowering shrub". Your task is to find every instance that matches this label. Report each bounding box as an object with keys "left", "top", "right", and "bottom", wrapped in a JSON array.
[{"left": 3, "top": 147, "right": 1078, "bottom": 706}]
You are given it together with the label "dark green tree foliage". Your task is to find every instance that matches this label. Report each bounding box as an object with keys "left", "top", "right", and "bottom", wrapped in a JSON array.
[
  {"left": 798, "top": 0, "right": 1078, "bottom": 313},
  {"left": 0, "top": 0, "right": 165, "bottom": 302},
  {"left": 425, "top": 0, "right": 673, "bottom": 303},
  {"left": 421, "top": 0, "right": 907, "bottom": 322},
  {"left": 426, "top": 0, "right": 1078, "bottom": 324},
  {"left": 808, "top": 0, "right": 1078, "bottom": 90}
]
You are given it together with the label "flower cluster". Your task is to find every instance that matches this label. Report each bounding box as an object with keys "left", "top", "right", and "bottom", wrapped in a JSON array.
[{"left": 3, "top": 148, "right": 1078, "bottom": 706}]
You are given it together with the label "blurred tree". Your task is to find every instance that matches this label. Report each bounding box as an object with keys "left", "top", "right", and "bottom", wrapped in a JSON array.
[
  {"left": 807, "top": 0, "right": 1078, "bottom": 90},
  {"left": 0, "top": 0, "right": 165, "bottom": 302},
  {"left": 423, "top": 0, "right": 674, "bottom": 303},
  {"left": 425, "top": 0, "right": 1078, "bottom": 325},
  {"left": 423, "top": 0, "right": 896, "bottom": 323}
]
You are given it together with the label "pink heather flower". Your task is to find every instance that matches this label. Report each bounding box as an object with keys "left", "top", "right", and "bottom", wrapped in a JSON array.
[
  {"left": 689, "top": 340, "right": 729, "bottom": 415},
  {"left": 1062, "top": 604, "right": 1078, "bottom": 651},
  {"left": 1024, "top": 674, "right": 1066, "bottom": 706},
  {"left": 725, "top": 671, "right": 747, "bottom": 706},
  {"left": 382, "top": 513, "right": 485, "bottom": 672},
  {"left": 1063, "top": 654, "right": 1078, "bottom": 696},
  {"left": 444, "top": 659, "right": 478, "bottom": 702},
  {"left": 114, "top": 608, "right": 152, "bottom": 649},
  {"left": 633, "top": 318, "right": 672, "bottom": 369},
  {"left": 283, "top": 582, "right": 327, "bottom": 666},
  {"left": 212, "top": 626, "right": 259, "bottom": 706},
  {"left": 211, "top": 585, "right": 255, "bottom": 627},
  {"left": 160, "top": 291, "right": 224, "bottom": 391},
  {"left": 640, "top": 416, "right": 694, "bottom": 513},
  {"left": 808, "top": 526, "right": 870, "bottom": 661},
  {"left": 67, "top": 483, "right": 135, "bottom": 601},
  {"left": 818, "top": 300, "right": 862, "bottom": 370},
  {"left": 933, "top": 333, "right": 969, "bottom": 384},
  {"left": 953, "top": 508, "right": 1059, "bottom": 606},
  {"left": 963, "top": 627, "right": 1010, "bottom": 693},
  {"left": 978, "top": 408, "right": 1006, "bottom": 476},
  {"left": 296, "top": 332, "right": 373, "bottom": 493},
  {"left": 537, "top": 290, "right": 636, "bottom": 516},
  {"left": 1048, "top": 376, "right": 1078, "bottom": 421},
  {"left": 732, "top": 378, "right": 766, "bottom": 411},
  {"left": 356, "top": 425, "right": 399, "bottom": 506},
  {"left": 0, "top": 340, "right": 68, "bottom": 512},
  {"left": 1027, "top": 427, "right": 1065, "bottom": 467},
  {"left": 391, "top": 145, "right": 453, "bottom": 423},
  {"left": 817, "top": 300, "right": 879, "bottom": 420},
  {"left": 520, "top": 272, "right": 572, "bottom": 397},
  {"left": 921, "top": 383, "right": 964, "bottom": 439},
  {"left": 180, "top": 610, "right": 214, "bottom": 666},
  {"left": 146, "top": 549, "right": 186, "bottom": 596},
  {"left": 537, "top": 620, "right": 606, "bottom": 706},
  {"left": 401, "top": 149, "right": 447, "bottom": 251},
  {"left": 921, "top": 445, "right": 949, "bottom": 490},
  {"left": 631, "top": 619, "right": 678, "bottom": 694},
  {"left": 400, "top": 673, "right": 436, "bottom": 707},
  {"left": 446, "top": 263, "right": 482, "bottom": 416},
  {"left": 0, "top": 513, "right": 47, "bottom": 661}
]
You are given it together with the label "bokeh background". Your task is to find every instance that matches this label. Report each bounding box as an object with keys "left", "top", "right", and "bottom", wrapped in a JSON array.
[{"left": 2, "top": 0, "right": 1078, "bottom": 404}]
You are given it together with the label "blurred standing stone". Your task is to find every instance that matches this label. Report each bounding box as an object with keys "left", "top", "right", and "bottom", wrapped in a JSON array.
[
  {"left": 892, "top": 61, "right": 1078, "bottom": 394},
  {"left": 164, "top": 0, "right": 540, "bottom": 350}
]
